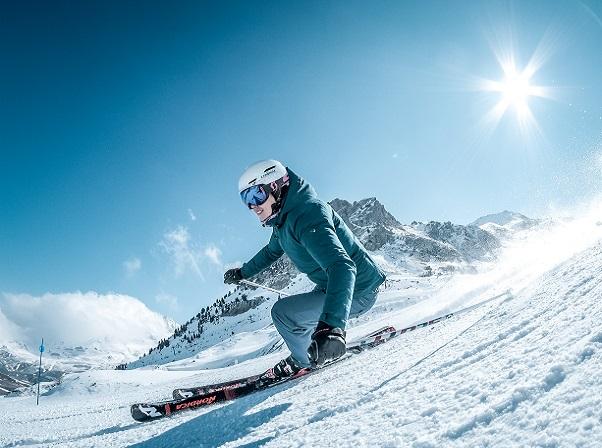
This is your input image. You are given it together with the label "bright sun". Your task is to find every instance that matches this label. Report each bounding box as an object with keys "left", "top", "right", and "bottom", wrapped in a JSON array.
[
  {"left": 487, "top": 63, "right": 541, "bottom": 121},
  {"left": 475, "top": 33, "right": 553, "bottom": 137},
  {"left": 476, "top": 40, "right": 554, "bottom": 139},
  {"left": 500, "top": 68, "right": 532, "bottom": 109}
]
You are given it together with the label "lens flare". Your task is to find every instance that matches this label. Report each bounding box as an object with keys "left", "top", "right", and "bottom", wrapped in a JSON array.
[
  {"left": 475, "top": 28, "right": 557, "bottom": 141},
  {"left": 478, "top": 59, "right": 550, "bottom": 138}
]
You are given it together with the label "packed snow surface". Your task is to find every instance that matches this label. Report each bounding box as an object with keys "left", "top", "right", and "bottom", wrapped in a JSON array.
[{"left": 2, "top": 216, "right": 602, "bottom": 447}]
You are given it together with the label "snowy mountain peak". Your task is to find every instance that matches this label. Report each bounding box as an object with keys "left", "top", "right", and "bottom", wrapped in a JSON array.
[
  {"left": 417, "top": 221, "right": 500, "bottom": 263},
  {"left": 330, "top": 197, "right": 401, "bottom": 251},
  {"left": 330, "top": 197, "right": 401, "bottom": 229},
  {"left": 330, "top": 198, "right": 500, "bottom": 263},
  {"left": 470, "top": 210, "right": 537, "bottom": 229}
]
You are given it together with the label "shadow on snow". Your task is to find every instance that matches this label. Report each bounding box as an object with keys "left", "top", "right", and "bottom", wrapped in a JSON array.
[{"left": 128, "top": 389, "right": 292, "bottom": 448}]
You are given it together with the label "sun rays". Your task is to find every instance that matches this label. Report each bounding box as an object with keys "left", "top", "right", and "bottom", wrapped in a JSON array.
[{"left": 475, "top": 27, "right": 558, "bottom": 141}]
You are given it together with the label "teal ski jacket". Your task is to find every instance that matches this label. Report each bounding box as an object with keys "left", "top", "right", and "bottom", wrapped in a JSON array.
[{"left": 241, "top": 168, "right": 385, "bottom": 329}]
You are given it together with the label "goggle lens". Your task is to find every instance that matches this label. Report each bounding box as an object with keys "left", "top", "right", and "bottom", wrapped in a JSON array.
[{"left": 240, "top": 185, "right": 269, "bottom": 208}]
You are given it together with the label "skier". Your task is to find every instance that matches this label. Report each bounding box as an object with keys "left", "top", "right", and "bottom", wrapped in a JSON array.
[{"left": 224, "top": 160, "right": 386, "bottom": 378}]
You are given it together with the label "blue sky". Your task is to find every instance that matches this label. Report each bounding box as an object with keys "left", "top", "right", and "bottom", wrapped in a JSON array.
[{"left": 1, "top": 0, "right": 601, "bottom": 322}]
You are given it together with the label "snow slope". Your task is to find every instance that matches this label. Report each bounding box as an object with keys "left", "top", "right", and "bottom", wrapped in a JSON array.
[{"left": 1, "top": 223, "right": 602, "bottom": 447}]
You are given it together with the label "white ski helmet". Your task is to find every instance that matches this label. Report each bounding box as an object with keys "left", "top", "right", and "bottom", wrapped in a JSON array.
[{"left": 238, "top": 160, "right": 287, "bottom": 193}]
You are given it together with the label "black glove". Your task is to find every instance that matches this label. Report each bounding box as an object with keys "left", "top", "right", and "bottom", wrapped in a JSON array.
[
  {"left": 307, "top": 321, "right": 346, "bottom": 368},
  {"left": 224, "top": 268, "right": 243, "bottom": 285}
]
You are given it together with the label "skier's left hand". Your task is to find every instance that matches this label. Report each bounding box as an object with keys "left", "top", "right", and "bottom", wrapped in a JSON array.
[
  {"left": 307, "top": 321, "right": 346, "bottom": 368},
  {"left": 224, "top": 268, "right": 243, "bottom": 284}
]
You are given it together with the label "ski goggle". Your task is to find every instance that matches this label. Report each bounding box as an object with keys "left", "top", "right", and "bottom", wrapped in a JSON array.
[{"left": 240, "top": 185, "right": 270, "bottom": 208}]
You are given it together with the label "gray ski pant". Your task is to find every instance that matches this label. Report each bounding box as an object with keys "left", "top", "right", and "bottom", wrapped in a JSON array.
[{"left": 270, "top": 285, "right": 381, "bottom": 368}]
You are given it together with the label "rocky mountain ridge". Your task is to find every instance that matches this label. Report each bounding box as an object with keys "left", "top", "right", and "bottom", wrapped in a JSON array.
[{"left": 332, "top": 197, "right": 500, "bottom": 263}]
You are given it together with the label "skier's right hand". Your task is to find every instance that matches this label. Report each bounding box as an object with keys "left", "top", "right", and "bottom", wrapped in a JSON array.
[
  {"left": 307, "top": 321, "right": 346, "bottom": 368},
  {"left": 224, "top": 268, "right": 243, "bottom": 284}
]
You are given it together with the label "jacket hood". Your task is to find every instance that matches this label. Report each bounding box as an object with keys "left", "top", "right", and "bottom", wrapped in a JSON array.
[{"left": 266, "top": 168, "right": 317, "bottom": 227}]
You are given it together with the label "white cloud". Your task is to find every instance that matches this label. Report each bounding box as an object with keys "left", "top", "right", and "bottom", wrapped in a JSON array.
[
  {"left": 160, "top": 226, "right": 204, "bottom": 280},
  {"left": 0, "top": 307, "right": 22, "bottom": 343},
  {"left": 204, "top": 244, "right": 222, "bottom": 266},
  {"left": 123, "top": 257, "right": 141, "bottom": 277},
  {"left": 188, "top": 208, "right": 197, "bottom": 221},
  {"left": 155, "top": 293, "right": 179, "bottom": 310},
  {"left": 0, "top": 291, "right": 174, "bottom": 358}
]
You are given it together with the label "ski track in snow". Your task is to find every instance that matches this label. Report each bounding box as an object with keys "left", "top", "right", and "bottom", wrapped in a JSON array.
[{"left": 2, "top": 243, "right": 602, "bottom": 447}]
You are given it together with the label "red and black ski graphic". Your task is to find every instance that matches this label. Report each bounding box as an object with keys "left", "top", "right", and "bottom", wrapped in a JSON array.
[{"left": 131, "top": 367, "right": 312, "bottom": 422}]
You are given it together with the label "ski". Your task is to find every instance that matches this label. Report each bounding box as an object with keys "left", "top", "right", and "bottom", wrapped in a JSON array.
[
  {"left": 131, "top": 326, "right": 396, "bottom": 422},
  {"left": 171, "top": 325, "right": 397, "bottom": 400},
  {"left": 131, "top": 366, "right": 314, "bottom": 422}
]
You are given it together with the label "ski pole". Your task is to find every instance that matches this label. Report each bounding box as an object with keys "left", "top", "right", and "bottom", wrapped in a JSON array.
[{"left": 240, "top": 279, "right": 290, "bottom": 297}]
